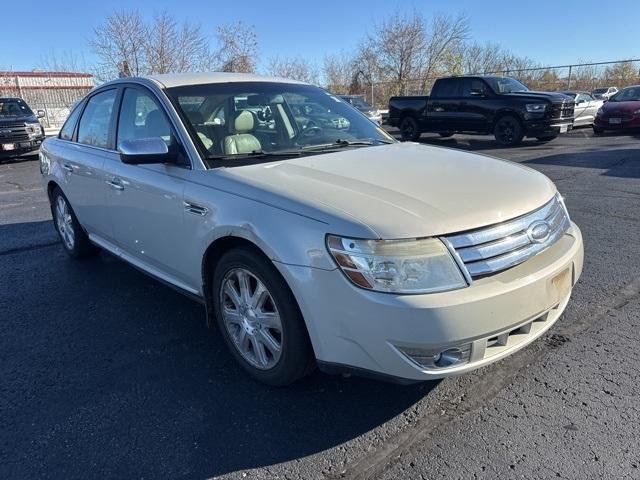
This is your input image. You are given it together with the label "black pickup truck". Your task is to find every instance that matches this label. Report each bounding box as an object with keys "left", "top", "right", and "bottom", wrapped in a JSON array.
[
  {"left": 387, "top": 76, "right": 574, "bottom": 146},
  {"left": 0, "top": 97, "right": 46, "bottom": 159}
]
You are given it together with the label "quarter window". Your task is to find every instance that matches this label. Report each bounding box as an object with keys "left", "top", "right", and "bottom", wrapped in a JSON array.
[
  {"left": 59, "top": 103, "right": 83, "bottom": 141},
  {"left": 77, "top": 89, "right": 117, "bottom": 149}
]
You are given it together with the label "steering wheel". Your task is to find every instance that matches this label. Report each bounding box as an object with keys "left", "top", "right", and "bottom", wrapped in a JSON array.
[{"left": 294, "top": 125, "right": 323, "bottom": 141}]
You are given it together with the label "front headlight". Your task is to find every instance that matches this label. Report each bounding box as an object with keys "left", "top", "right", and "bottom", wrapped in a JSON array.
[
  {"left": 327, "top": 236, "right": 467, "bottom": 294},
  {"left": 525, "top": 103, "right": 547, "bottom": 113},
  {"left": 26, "top": 122, "right": 42, "bottom": 135},
  {"left": 633, "top": 108, "right": 640, "bottom": 115},
  {"left": 596, "top": 107, "right": 604, "bottom": 116}
]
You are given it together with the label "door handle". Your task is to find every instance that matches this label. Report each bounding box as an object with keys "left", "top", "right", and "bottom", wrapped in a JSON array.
[
  {"left": 183, "top": 201, "right": 208, "bottom": 216},
  {"left": 106, "top": 179, "right": 124, "bottom": 191},
  {"left": 62, "top": 163, "right": 74, "bottom": 173}
]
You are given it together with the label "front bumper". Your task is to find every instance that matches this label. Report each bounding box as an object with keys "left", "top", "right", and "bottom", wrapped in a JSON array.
[
  {"left": 0, "top": 138, "right": 43, "bottom": 158},
  {"left": 523, "top": 119, "right": 573, "bottom": 137},
  {"left": 278, "top": 223, "right": 583, "bottom": 382},
  {"left": 594, "top": 115, "right": 640, "bottom": 130}
]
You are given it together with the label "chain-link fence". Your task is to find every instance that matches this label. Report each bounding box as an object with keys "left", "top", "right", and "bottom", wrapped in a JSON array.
[{"left": 337, "top": 59, "right": 640, "bottom": 109}]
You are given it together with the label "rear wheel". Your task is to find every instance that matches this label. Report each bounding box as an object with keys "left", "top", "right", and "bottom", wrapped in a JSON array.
[
  {"left": 50, "top": 187, "right": 98, "bottom": 258},
  {"left": 213, "top": 247, "right": 314, "bottom": 386},
  {"left": 399, "top": 116, "right": 420, "bottom": 142},
  {"left": 536, "top": 135, "right": 558, "bottom": 142},
  {"left": 493, "top": 115, "right": 524, "bottom": 147}
]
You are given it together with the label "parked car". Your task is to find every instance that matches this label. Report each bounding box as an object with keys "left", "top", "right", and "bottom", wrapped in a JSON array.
[
  {"left": 290, "top": 101, "right": 350, "bottom": 130},
  {"left": 40, "top": 72, "right": 583, "bottom": 386},
  {"left": 388, "top": 75, "right": 575, "bottom": 146},
  {"left": 593, "top": 85, "right": 640, "bottom": 133},
  {"left": 592, "top": 86, "right": 618, "bottom": 100},
  {"left": 560, "top": 91, "right": 603, "bottom": 127},
  {"left": 339, "top": 95, "right": 383, "bottom": 125},
  {"left": 0, "top": 97, "right": 46, "bottom": 159}
]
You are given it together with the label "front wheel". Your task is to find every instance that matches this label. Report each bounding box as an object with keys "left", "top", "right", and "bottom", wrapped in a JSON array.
[
  {"left": 593, "top": 126, "right": 604, "bottom": 135},
  {"left": 536, "top": 135, "right": 558, "bottom": 142},
  {"left": 51, "top": 187, "right": 98, "bottom": 258},
  {"left": 494, "top": 116, "right": 524, "bottom": 147},
  {"left": 213, "top": 248, "right": 314, "bottom": 386},
  {"left": 399, "top": 116, "right": 420, "bottom": 142}
]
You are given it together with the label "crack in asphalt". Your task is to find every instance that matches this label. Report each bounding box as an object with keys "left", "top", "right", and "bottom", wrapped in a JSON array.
[{"left": 331, "top": 277, "right": 640, "bottom": 480}]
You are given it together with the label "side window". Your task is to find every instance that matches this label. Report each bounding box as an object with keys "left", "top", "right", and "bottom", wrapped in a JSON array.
[
  {"left": 462, "top": 79, "right": 487, "bottom": 98},
  {"left": 59, "top": 103, "right": 83, "bottom": 141},
  {"left": 117, "top": 88, "right": 173, "bottom": 145},
  {"left": 77, "top": 89, "right": 117, "bottom": 149},
  {"left": 433, "top": 79, "right": 461, "bottom": 98}
]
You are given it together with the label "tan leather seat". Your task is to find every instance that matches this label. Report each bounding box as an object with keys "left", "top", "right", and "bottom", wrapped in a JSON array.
[{"left": 223, "top": 110, "right": 261, "bottom": 155}]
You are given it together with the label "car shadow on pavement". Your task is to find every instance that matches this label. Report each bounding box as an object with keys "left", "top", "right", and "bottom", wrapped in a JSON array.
[
  {"left": 0, "top": 220, "right": 436, "bottom": 479},
  {"left": 523, "top": 149, "right": 640, "bottom": 179}
]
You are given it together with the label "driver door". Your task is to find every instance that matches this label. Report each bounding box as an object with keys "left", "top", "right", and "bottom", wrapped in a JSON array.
[{"left": 106, "top": 85, "right": 194, "bottom": 288}]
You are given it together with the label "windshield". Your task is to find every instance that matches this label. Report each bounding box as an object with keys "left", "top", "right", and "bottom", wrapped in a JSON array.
[
  {"left": 486, "top": 77, "right": 529, "bottom": 94},
  {"left": 609, "top": 87, "right": 640, "bottom": 102},
  {"left": 167, "top": 82, "right": 392, "bottom": 164},
  {"left": 0, "top": 98, "right": 34, "bottom": 117}
]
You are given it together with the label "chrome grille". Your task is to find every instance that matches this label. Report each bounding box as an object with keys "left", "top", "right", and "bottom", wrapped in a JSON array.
[
  {"left": 443, "top": 195, "right": 570, "bottom": 278},
  {"left": 0, "top": 123, "right": 29, "bottom": 141},
  {"left": 551, "top": 101, "right": 574, "bottom": 120}
]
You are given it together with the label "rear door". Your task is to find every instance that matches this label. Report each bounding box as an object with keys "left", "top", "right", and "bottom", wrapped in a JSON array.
[
  {"left": 427, "top": 78, "right": 463, "bottom": 131},
  {"left": 52, "top": 88, "right": 119, "bottom": 239}
]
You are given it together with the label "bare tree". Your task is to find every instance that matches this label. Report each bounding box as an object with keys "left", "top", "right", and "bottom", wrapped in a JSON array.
[
  {"left": 213, "top": 21, "right": 258, "bottom": 73},
  {"left": 267, "top": 56, "right": 319, "bottom": 83},
  {"left": 323, "top": 52, "right": 357, "bottom": 93},
  {"left": 145, "top": 11, "right": 210, "bottom": 74},
  {"left": 90, "top": 10, "right": 147, "bottom": 80},
  {"left": 38, "top": 50, "right": 89, "bottom": 73}
]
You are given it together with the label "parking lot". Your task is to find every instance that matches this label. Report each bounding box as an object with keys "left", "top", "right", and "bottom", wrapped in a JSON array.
[{"left": 1, "top": 128, "right": 639, "bottom": 479}]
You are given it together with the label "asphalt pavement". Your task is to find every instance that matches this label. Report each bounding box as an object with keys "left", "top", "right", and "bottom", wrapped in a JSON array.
[{"left": 1, "top": 129, "right": 639, "bottom": 479}]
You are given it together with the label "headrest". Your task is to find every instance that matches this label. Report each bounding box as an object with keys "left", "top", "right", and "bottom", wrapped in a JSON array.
[
  {"left": 145, "top": 109, "right": 169, "bottom": 137},
  {"left": 233, "top": 110, "right": 255, "bottom": 133}
]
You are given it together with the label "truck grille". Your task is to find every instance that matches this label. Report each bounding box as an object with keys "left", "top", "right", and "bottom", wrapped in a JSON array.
[
  {"left": 550, "top": 101, "right": 574, "bottom": 120},
  {"left": 0, "top": 123, "right": 29, "bottom": 142},
  {"left": 442, "top": 195, "right": 570, "bottom": 278}
]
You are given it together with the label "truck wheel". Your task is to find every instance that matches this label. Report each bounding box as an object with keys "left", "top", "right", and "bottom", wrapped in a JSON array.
[
  {"left": 399, "top": 116, "right": 420, "bottom": 142},
  {"left": 439, "top": 132, "right": 454, "bottom": 138},
  {"left": 536, "top": 135, "right": 557, "bottom": 142},
  {"left": 212, "top": 247, "right": 314, "bottom": 386},
  {"left": 494, "top": 116, "right": 524, "bottom": 147}
]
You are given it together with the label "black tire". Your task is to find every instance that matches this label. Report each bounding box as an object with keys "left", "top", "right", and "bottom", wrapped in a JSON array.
[
  {"left": 493, "top": 115, "right": 524, "bottom": 147},
  {"left": 399, "top": 116, "right": 420, "bottom": 142},
  {"left": 593, "top": 126, "right": 605, "bottom": 135},
  {"left": 50, "top": 187, "right": 98, "bottom": 258},
  {"left": 438, "top": 131, "right": 454, "bottom": 138},
  {"left": 536, "top": 135, "right": 558, "bottom": 142},
  {"left": 212, "top": 247, "right": 314, "bottom": 386}
]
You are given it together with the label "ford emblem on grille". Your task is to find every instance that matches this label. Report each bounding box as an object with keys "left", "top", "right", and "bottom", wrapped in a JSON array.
[{"left": 527, "top": 220, "right": 551, "bottom": 243}]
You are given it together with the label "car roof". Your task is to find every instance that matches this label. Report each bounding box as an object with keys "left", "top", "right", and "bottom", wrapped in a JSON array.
[{"left": 146, "top": 72, "right": 309, "bottom": 88}]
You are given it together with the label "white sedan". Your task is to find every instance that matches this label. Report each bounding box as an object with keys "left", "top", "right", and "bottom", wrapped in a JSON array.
[{"left": 40, "top": 73, "right": 584, "bottom": 385}]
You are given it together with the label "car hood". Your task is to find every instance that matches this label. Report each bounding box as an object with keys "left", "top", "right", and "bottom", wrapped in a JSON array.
[
  {"left": 602, "top": 100, "right": 640, "bottom": 113},
  {"left": 504, "top": 91, "right": 572, "bottom": 102},
  {"left": 0, "top": 114, "right": 37, "bottom": 125},
  {"left": 217, "top": 143, "right": 556, "bottom": 239}
]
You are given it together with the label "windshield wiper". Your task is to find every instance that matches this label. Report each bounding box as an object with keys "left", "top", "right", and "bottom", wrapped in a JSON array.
[{"left": 301, "top": 138, "right": 393, "bottom": 151}]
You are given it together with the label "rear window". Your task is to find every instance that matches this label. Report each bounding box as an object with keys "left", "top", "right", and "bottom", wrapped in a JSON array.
[{"left": 432, "top": 79, "right": 461, "bottom": 98}]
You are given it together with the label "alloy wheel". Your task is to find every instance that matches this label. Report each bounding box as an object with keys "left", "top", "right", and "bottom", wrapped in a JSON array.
[
  {"left": 55, "top": 196, "right": 75, "bottom": 250},
  {"left": 219, "top": 268, "right": 283, "bottom": 370}
]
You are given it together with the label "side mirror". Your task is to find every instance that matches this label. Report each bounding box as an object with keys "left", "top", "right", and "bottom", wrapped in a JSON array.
[
  {"left": 37, "top": 110, "right": 46, "bottom": 118},
  {"left": 469, "top": 89, "right": 486, "bottom": 97},
  {"left": 118, "top": 138, "right": 177, "bottom": 165}
]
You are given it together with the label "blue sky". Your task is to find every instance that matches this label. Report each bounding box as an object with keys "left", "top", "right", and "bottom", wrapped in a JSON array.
[{"left": 3, "top": 0, "right": 639, "bottom": 72}]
